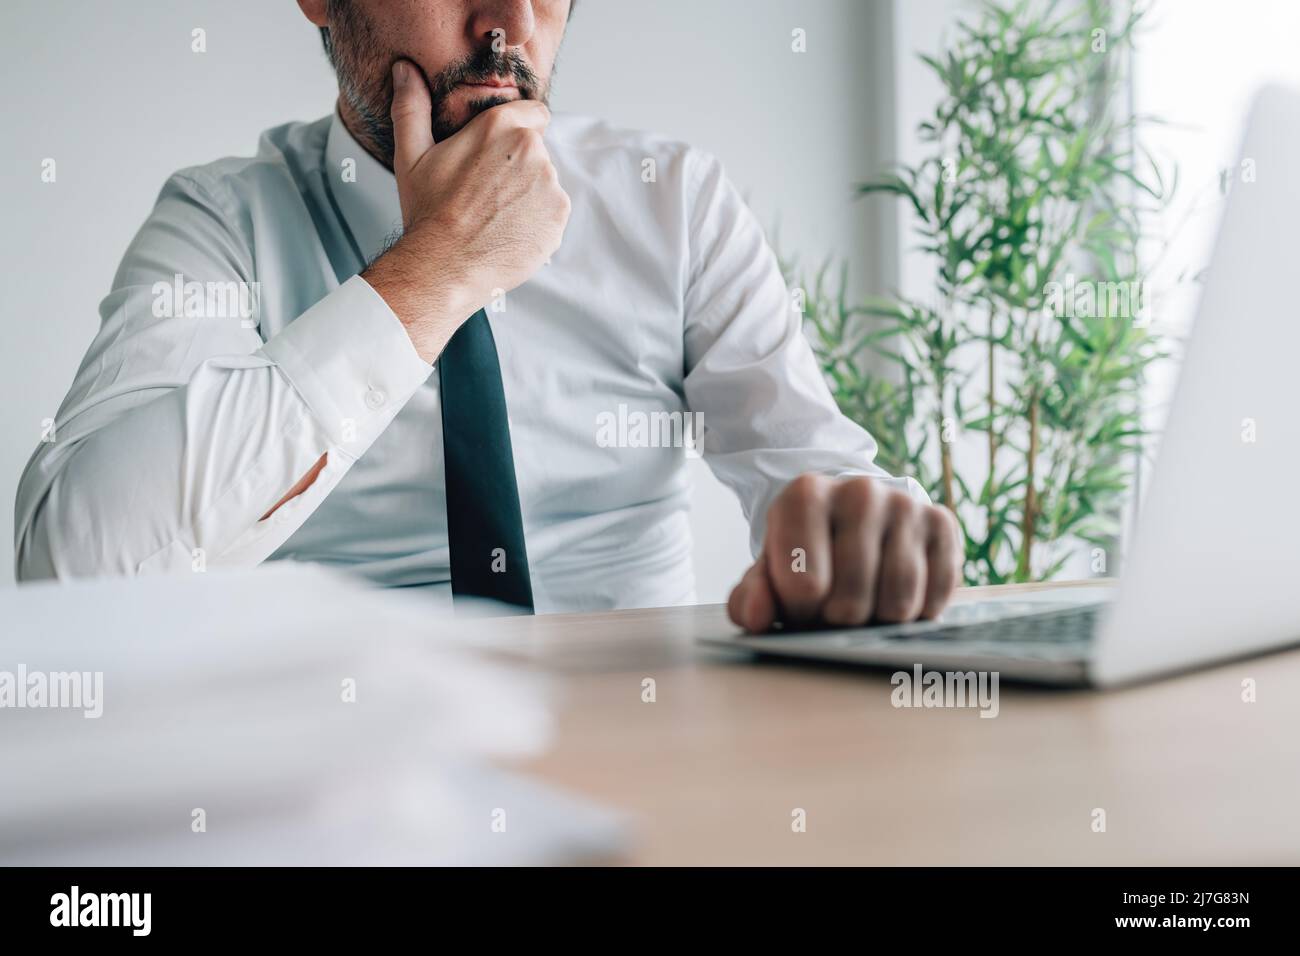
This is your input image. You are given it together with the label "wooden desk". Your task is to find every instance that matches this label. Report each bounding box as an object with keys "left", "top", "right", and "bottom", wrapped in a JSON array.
[{"left": 486, "top": 582, "right": 1300, "bottom": 865}]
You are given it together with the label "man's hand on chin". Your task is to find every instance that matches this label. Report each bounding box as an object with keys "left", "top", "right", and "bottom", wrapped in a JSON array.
[{"left": 727, "top": 474, "right": 963, "bottom": 632}]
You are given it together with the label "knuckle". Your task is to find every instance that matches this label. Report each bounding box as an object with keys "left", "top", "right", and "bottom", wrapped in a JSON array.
[
  {"left": 782, "top": 473, "right": 827, "bottom": 511},
  {"left": 927, "top": 503, "right": 958, "bottom": 535},
  {"left": 888, "top": 490, "right": 918, "bottom": 524},
  {"left": 834, "top": 478, "right": 876, "bottom": 522},
  {"left": 926, "top": 506, "right": 963, "bottom": 562}
]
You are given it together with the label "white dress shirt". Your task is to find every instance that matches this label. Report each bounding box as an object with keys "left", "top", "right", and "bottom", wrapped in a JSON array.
[{"left": 14, "top": 111, "right": 923, "bottom": 610}]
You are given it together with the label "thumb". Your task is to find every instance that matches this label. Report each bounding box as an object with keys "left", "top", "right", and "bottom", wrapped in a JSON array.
[
  {"left": 390, "top": 59, "right": 433, "bottom": 174},
  {"left": 727, "top": 558, "right": 778, "bottom": 633}
]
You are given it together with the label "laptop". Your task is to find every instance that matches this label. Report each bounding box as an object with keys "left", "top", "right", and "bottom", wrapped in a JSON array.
[{"left": 703, "top": 85, "right": 1300, "bottom": 688}]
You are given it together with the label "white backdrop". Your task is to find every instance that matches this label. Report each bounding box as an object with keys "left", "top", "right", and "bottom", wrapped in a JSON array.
[{"left": 0, "top": 0, "right": 900, "bottom": 600}]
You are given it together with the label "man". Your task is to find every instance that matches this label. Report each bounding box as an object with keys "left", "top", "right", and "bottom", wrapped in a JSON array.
[{"left": 14, "top": 0, "right": 961, "bottom": 630}]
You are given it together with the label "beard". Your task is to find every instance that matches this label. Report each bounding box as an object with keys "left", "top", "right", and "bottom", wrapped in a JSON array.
[{"left": 323, "top": 2, "right": 547, "bottom": 167}]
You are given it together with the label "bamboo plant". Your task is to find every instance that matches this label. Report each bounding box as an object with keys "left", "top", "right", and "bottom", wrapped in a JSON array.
[{"left": 796, "top": 0, "right": 1173, "bottom": 585}]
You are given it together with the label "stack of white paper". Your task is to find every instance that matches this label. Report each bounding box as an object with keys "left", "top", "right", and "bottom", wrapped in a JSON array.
[{"left": 0, "top": 564, "right": 625, "bottom": 865}]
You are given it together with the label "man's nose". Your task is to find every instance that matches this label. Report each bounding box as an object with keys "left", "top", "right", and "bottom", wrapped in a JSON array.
[{"left": 468, "top": 0, "right": 537, "bottom": 51}]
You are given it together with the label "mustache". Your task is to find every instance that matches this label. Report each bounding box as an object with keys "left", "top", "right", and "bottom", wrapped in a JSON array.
[{"left": 424, "top": 46, "right": 541, "bottom": 100}]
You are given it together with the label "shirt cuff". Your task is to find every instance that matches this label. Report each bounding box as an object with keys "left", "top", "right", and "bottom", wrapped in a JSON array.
[{"left": 260, "top": 275, "right": 433, "bottom": 449}]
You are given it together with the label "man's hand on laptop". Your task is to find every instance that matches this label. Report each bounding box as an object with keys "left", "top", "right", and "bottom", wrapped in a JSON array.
[
  {"left": 364, "top": 59, "right": 571, "bottom": 364},
  {"left": 728, "top": 474, "right": 962, "bottom": 632}
]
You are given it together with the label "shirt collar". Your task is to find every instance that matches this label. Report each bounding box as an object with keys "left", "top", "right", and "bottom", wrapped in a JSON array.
[{"left": 325, "top": 110, "right": 403, "bottom": 265}]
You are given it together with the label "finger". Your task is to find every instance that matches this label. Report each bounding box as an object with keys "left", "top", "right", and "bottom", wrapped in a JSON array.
[
  {"left": 822, "top": 480, "right": 886, "bottom": 626},
  {"left": 874, "top": 494, "right": 928, "bottom": 623},
  {"left": 727, "top": 559, "right": 778, "bottom": 633},
  {"left": 764, "top": 474, "right": 833, "bottom": 625},
  {"left": 919, "top": 506, "right": 962, "bottom": 619},
  {"left": 471, "top": 97, "right": 552, "bottom": 135},
  {"left": 390, "top": 59, "right": 434, "bottom": 173}
]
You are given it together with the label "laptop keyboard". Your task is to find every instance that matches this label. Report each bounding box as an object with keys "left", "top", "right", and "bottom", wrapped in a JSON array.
[{"left": 881, "top": 603, "right": 1101, "bottom": 645}]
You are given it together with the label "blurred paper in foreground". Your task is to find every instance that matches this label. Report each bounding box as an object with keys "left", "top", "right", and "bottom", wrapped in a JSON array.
[{"left": 0, "top": 564, "right": 626, "bottom": 865}]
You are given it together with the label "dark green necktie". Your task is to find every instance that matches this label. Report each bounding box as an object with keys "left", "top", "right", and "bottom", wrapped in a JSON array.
[{"left": 438, "top": 309, "right": 534, "bottom": 610}]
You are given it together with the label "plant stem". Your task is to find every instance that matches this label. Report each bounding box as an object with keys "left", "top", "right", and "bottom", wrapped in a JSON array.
[
  {"left": 1019, "top": 386, "right": 1039, "bottom": 580},
  {"left": 988, "top": 331, "right": 997, "bottom": 474},
  {"left": 937, "top": 369, "right": 955, "bottom": 510},
  {"left": 937, "top": 302, "right": 956, "bottom": 512},
  {"left": 940, "top": 418, "right": 955, "bottom": 510},
  {"left": 987, "top": 318, "right": 998, "bottom": 563}
]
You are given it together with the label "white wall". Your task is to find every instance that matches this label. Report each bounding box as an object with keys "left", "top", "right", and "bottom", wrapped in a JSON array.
[
  {"left": 1134, "top": 0, "right": 1300, "bottom": 433},
  {"left": 891, "top": 0, "right": 972, "bottom": 286},
  {"left": 1136, "top": 0, "right": 1300, "bottom": 333},
  {"left": 0, "top": 0, "right": 899, "bottom": 600}
]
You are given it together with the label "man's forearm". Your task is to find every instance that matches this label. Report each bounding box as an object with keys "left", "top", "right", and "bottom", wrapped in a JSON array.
[
  {"left": 362, "top": 235, "right": 478, "bottom": 365},
  {"left": 15, "top": 277, "right": 432, "bottom": 581}
]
